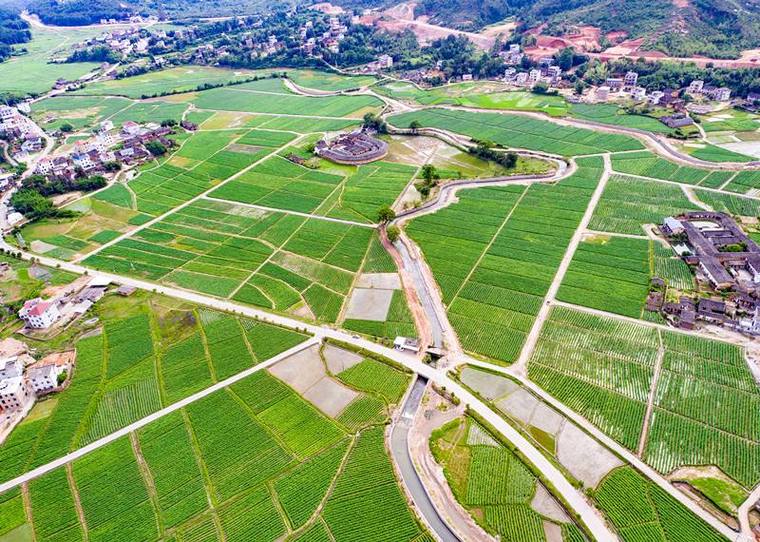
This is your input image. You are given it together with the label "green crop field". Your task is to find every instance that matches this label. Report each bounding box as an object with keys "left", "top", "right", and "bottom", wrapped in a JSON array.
[
  {"left": 389, "top": 109, "right": 642, "bottom": 156},
  {"left": 610, "top": 151, "right": 727, "bottom": 186},
  {"left": 569, "top": 103, "right": 672, "bottom": 133},
  {"left": 0, "top": 292, "right": 309, "bottom": 486},
  {"left": 83, "top": 198, "right": 376, "bottom": 323},
  {"left": 212, "top": 156, "right": 415, "bottom": 223},
  {"left": 645, "top": 332, "right": 760, "bottom": 487},
  {"left": 288, "top": 70, "right": 377, "bottom": 91},
  {"left": 377, "top": 82, "right": 569, "bottom": 116},
  {"left": 407, "top": 157, "right": 602, "bottom": 363},
  {"left": 0, "top": 340, "right": 424, "bottom": 542},
  {"left": 558, "top": 235, "right": 652, "bottom": 319},
  {"left": 74, "top": 66, "right": 277, "bottom": 98},
  {"left": 724, "top": 170, "right": 760, "bottom": 194},
  {"left": 191, "top": 86, "right": 382, "bottom": 117},
  {"left": 528, "top": 306, "right": 658, "bottom": 449},
  {"left": 685, "top": 143, "right": 755, "bottom": 163},
  {"left": 594, "top": 467, "right": 724, "bottom": 542},
  {"left": 430, "top": 416, "right": 587, "bottom": 542},
  {"left": 31, "top": 95, "right": 134, "bottom": 132},
  {"left": 529, "top": 306, "right": 760, "bottom": 488},
  {"left": 589, "top": 175, "right": 699, "bottom": 235}
]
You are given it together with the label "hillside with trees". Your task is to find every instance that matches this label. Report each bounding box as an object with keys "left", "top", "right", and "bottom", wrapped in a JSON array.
[{"left": 0, "top": 8, "right": 30, "bottom": 62}]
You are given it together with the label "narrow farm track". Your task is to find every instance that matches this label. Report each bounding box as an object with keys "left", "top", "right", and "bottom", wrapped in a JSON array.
[{"left": 512, "top": 153, "right": 611, "bottom": 376}]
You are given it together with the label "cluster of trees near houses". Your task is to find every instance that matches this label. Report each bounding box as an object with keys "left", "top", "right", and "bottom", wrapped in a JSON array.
[{"left": 11, "top": 174, "right": 107, "bottom": 221}]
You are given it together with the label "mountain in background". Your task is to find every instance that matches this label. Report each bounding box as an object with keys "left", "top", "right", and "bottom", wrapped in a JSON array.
[{"left": 412, "top": 0, "right": 760, "bottom": 59}]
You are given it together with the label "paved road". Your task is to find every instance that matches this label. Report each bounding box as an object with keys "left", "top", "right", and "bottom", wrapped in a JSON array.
[{"left": 389, "top": 376, "right": 462, "bottom": 542}]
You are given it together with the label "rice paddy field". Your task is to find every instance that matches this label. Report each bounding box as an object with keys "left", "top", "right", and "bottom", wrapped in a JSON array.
[
  {"left": 0, "top": 291, "right": 310, "bottom": 487},
  {"left": 0, "top": 337, "right": 424, "bottom": 542},
  {"left": 406, "top": 157, "right": 603, "bottom": 364},
  {"left": 528, "top": 306, "right": 760, "bottom": 489},
  {"left": 430, "top": 416, "right": 587, "bottom": 542},
  {"left": 389, "top": 109, "right": 642, "bottom": 156}
]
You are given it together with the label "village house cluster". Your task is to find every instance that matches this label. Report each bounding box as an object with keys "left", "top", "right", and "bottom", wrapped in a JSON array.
[
  {"left": 0, "top": 337, "right": 75, "bottom": 442},
  {"left": 501, "top": 46, "right": 562, "bottom": 88},
  {"left": 0, "top": 104, "right": 45, "bottom": 161},
  {"left": 300, "top": 16, "right": 348, "bottom": 55},
  {"left": 654, "top": 212, "right": 760, "bottom": 334},
  {"left": 34, "top": 120, "right": 178, "bottom": 182},
  {"left": 17, "top": 275, "right": 113, "bottom": 332}
]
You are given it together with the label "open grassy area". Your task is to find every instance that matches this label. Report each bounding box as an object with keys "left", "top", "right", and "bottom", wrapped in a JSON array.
[{"left": 0, "top": 25, "right": 103, "bottom": 95}]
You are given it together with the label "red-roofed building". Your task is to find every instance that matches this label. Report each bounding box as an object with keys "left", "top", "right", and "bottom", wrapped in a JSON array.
[{"left": 18, "top": 298, "right": 61, "bottom": 329}]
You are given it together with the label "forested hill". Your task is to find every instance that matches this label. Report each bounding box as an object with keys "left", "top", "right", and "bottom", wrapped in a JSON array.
[
  {"left": 0, "top": 8, "right": 30, "bottom": 61},
  {"left": 412, "top": 0, "right": 760, "bottom": 59}
]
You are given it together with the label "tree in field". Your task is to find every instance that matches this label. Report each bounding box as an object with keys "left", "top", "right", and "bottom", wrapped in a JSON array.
[
  {"left": 377, "top": 205, "right": 396, "bottom": 223},
  {"left": 409, "top": 120, "right": 422, "bottom": 134}
]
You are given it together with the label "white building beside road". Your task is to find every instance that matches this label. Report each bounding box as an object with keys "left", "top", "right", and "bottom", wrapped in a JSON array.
[{"left": 0, "top": 376, "right": 34, "bottom": 412}]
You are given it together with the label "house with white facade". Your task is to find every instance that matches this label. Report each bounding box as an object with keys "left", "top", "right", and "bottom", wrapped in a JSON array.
[{"left": 19, "top": 298, "right": 61, "bottom": 329}]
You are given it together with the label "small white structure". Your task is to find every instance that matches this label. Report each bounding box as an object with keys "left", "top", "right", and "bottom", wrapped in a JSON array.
[
  {"left": 630, "top": 86, "right": 647, "bottom": 101},
  {"left": 100, "top": 120, "right": 114, "bottom": 132},
  {"left": 27, "top": 351, "right": 74, "bottom": 395},
  {"left": 462, "top": 74, "right": 473, "bottom": 81},
  {"left": 624, "top": 71, "right": 638, "bottom": 88},
  {"left": 596, "top": 86, "right": 610, "bottom": 102},
  {"left": 688, "top": 80, "right": 704, "bottom": 94},
  {"left": 394, "top": 336, "right": 420, "bottom": 353},
  {"left": 376, "top": 54, "right": 393, "bottom": 69},
  {"left": 19, "top": 298, "right": 61, "bottom": 329},
  {"left": 0, "top": 376, "right": 33, "bottom": 412}
]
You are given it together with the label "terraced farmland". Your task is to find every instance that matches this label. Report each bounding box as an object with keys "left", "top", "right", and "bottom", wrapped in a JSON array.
[
  {"left": 407, "top": 157, "right": 603, "bottom": 363},
  {"left": 389, "top": 109, "right": 642, "bottom": 155},
  {"left": 0, "top": 345, "right": 425, "bottom": 542}
]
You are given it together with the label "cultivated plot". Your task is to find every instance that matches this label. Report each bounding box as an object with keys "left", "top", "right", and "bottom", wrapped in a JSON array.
[
  {"left": 407, "top": 157, "right": 603, "bottom": 363},
  {"left": 389, "top": 109, "right": 643, "bottom": 156}
]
